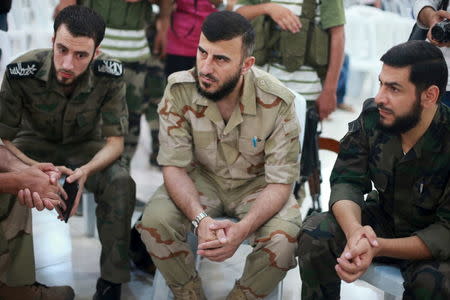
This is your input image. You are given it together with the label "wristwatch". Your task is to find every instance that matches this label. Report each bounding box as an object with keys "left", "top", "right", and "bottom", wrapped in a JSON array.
[{"left": 191, "top": 211, "right": 208, "bottom": 235}]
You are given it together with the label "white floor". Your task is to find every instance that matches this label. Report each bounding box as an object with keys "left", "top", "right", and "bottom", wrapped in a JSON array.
[{"left": 30, "top": 91, "right": 394, "bottom": 300}]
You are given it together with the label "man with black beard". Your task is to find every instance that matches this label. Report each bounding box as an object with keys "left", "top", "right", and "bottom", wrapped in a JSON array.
[
  {"left": 298, "top": 40, "right": 450, "bottom": 300},
  {"left": 0, "top": 6, "right": 136, "bottom": 300},
  {"left": 136, "top": 11, "right": 302, "bottom": 299}
]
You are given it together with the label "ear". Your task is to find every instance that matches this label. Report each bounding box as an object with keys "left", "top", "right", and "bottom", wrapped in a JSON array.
[
  {"left": 241, "top": 56, "right": 255, "bottom": 75},
  {"left": 52, "top": 36, "right": 55, "bottom": 44},
  {"left": 93, "top": 46, "right": 101, "bottom": 59},
  {"left": 421, "top": 85, "right": 440, "bottom": 108}
]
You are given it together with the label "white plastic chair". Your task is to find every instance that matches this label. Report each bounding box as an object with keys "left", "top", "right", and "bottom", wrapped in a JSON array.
[
  {"left": 0, "top": 30, "right": 12, "bottom": 76},
  {"left": 360, "top": 263, "right": 405, "bottom": 300}
]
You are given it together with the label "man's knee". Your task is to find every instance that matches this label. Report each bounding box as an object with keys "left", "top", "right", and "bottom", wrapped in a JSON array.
[
  {"left": 140, "top": 187, "right": 187, "bottom": 237},
  {"left": 404, "top": 261, "right": 450, "bottom": 299},
  {"left": 298, "top": 212, "right": 338, "bottom": 256}
]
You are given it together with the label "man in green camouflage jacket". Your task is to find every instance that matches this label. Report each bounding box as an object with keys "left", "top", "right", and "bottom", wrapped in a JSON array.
[
  {"left": 0, "top": 6, "right": 135, "bottom": 300},
  {"left": 298, "top": 40, "right": 450, "bottom": 300},
  {"left": 137, "top": 11, "right": 302, "bottom": 299}
]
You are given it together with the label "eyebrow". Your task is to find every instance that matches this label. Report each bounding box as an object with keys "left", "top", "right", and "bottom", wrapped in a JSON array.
[
  {"left": 198, "top": 45, "right": 231, "bottom": 62},
  {"left": 378, "top": 76, "right": 403, "bottom": 89},
  {"left": 56, "top": 43, "right": 90, "bottom": 56}
]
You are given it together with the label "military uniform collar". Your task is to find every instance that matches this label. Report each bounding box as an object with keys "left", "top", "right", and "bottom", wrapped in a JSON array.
[
  {"left": 412, "top": 103, "right": 448, "bottom": 158},
  {"left": 35, "top": 50, "right": 53, "bottom": 83}
]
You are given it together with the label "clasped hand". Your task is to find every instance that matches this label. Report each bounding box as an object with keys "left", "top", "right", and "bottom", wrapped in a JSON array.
[
  {"left": 335, "top": 225, "right": 380, "bottom": 283},
  {"left": 196, "top": 218, "right": 248, "bottom": 262}
]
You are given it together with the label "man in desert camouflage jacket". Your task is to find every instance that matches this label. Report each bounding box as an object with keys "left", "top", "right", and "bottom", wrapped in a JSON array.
[
  {"left": 137, "top": 11, "right": 302, "bottom": 299},
  {"left": 0, "top": 6, "right": 135, "bottom": 300},
  {"left": 298, "top": 40, "right": 450, "bottom": 300}
]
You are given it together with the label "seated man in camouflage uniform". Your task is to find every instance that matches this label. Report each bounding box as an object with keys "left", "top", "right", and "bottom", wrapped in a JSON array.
[
  {"left": 137, "top": 11, "right": 302, "bottom": 299},
  {"left": 298, "top": 40, "right": 450, "bottom": 300},
  {"left": 0, "top": 6, "right": 136, "bottom": 300}
]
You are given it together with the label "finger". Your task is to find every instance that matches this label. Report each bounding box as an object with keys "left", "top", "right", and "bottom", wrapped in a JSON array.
[
  {"left": 198, "top": 247, "right": 228, "bottom": 258},
  {"left": 362, "top": 226, "right": 379, "bottom": 247},
  {"left": 69, "top": 189, "right": 82, "bottom": 217},
  {"left": 335, "top": 265, "right": 360, "bottom": 283},
  {"left": 18, "top": 189, "right": 25, "bottom": 206},
  {"left": 58, "top": 184, "right": 68, "bottom": 200},
  {"left": 209, "top": 220, "right": 233, "bottom": 231},
  {"left": 32, "top": 192, "right": 45, "bottom": 211},
  {"left": 198, "top": 239, "right": 223, "bottom": 250},
  {"left": 215, "top": 228, "right": 227, "bottom": 243},
  {"left": 57, "top": 166, "right": 74, "bottom": 176},
  {"left": 42, "top": 199, "right": 55, "bottom": 210},
  {"left": 24, "top": 189, "right": 34, "bottom": 208},
  {"left": 336, "top": 257, "right": 359, "bottom": 274}
]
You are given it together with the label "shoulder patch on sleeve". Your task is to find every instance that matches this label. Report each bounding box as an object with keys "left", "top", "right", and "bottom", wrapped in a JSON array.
[
  {"left": 6, "top": 61, "right": 41, "bottom": 79},
  {"left": 93, "top": 59, "right": 123, "bottom": 77}
]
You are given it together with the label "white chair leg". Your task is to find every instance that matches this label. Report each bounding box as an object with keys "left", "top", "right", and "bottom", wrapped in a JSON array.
[{"left": 82, "top": 192, "right": 96, "bottom": 237}]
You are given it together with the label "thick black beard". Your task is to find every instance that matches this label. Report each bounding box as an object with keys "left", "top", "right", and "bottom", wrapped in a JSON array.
[
  {"left": 377, "top": 96, "right": 422, "bottom": 134},
  {"left": 194, "top": 67, "right": 241, "bottom": 102}
]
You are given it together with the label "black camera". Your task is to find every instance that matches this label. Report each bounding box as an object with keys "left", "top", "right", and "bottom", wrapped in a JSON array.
[{"left": 431, "top": 19, "right": 450, "bottom": 43}]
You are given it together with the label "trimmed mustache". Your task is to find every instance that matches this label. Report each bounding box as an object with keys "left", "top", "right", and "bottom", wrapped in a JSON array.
[
  {"left": 199, "top": 72, "right": 218, "bottom": 82},
  {"left": 377, "top": 104, "right": 394, "bottom": 114}
]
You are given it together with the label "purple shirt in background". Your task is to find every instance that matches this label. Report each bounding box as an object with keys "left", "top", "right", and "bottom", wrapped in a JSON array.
[{"left": 166, "top": 0, "right": 217, "bottom": 57}]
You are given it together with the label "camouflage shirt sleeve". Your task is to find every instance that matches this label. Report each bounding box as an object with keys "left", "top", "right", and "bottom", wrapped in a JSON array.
[
  {"left": 264, "top": 99, "right": 300, "bottom": 184},
  {"left": 329, "top": 111, "right": 373, "bottom": 210},
  {"left": 414, "top": 177, "right": 450, "bottom": 260},
  {"left": 156, "top": 84, "right": 193, "bottom": 167},
  {"left": 100, "top": 78, "right": 128, "bottom": 137},
  {"left": 0, "top": 74, "right": 24, "bottom": 140}
]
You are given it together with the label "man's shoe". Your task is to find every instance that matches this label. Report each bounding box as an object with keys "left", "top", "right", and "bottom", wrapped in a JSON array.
[
  {"left": 92, "top": 278, "right": 121, "bottom": 300},
  {"left": 0, "top": 281, "right": 75, "bottom": 300}
]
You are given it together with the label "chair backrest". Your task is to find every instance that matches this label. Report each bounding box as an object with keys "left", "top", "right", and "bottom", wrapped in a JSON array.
[
  {"left": 0, "top": 31, "right": 12, "bottom": 76},
  {"left": 289, "top": 88, "right": 307, "bottom": 148}
]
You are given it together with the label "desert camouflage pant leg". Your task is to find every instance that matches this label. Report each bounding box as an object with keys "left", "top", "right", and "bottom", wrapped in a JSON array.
[
  {"left": 12, "top": 137, "right": 136, "bottom": 283},
  {"left": 137, "top": 169, "right": 301, "bottom": 299},
  {"left": 0, "top": 194, "right": 35, "bottom": 286},
  {"left": 232, "top": 187, "right": 301, "bottom": 299},
  {"left": 298, "top": 204, "right": 450, "bottom": 300}
]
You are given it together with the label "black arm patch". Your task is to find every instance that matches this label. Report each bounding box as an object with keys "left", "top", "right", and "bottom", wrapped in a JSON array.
[
  {"left": 93, "top": 59, "right": 123, "bottom": 77},
  {"left": 6, "top": 61, "right": 41, "bottom": 79}
]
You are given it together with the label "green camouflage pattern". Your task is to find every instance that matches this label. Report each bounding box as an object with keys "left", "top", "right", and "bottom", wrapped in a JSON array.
[
  {"left": 298, "top": 209, "right": 450, "bottom": 300},
  {"left": 298, "top": 98, "right": 450, "bottom": 299},
  {"left": 0, "top": 49, "right": 136, "bottom": 284},
  {"left": 0, "top": 138, "right": 136, "bottom": 285},
  {"left": 138, "top": 169, "right": 301, "bottom": 299},
  {"left": 329, "top": 98, "right": 450, "bottom": 260},
  {"left": 0, "top": 49, "right": 128, "bottom": 143}
]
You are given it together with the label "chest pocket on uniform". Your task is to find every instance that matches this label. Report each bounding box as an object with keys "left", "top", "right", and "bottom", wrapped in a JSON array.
[
  {"left": 192, "top": 130, "right": 216, "bottom": 149},
  {"left": 76, "top": 110, "right": 98, "bottom": 134},
  {"left": 239, "top": 136, "right": 265, "bottom": 166}
]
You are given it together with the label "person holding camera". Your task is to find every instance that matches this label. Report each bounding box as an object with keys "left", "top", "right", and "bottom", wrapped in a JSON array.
[{"left": 415, "top": 0, "right": 450, "bottom": 106}]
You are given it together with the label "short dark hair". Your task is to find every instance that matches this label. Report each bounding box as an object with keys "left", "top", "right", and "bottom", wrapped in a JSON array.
[
  {"left": 54, "top": 5, "right": 105, "bottom": 48},
  {"left": 201, "top": 11, "right": 255, "bottom": 58},
  {"left": 380, "top": 40, "right": 447, "bottom": 101}
]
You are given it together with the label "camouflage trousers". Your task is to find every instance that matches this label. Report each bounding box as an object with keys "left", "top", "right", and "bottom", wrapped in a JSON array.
[
  {"left": 137, "top": 169, "right": 302, "bottom": 299},
  {"left": 298, "top": 203, "right": 450, "bottom": 300},
  {"left": 122, "top": 56, "right": 165, "bottom": 165},
  {"left": 0, "top": 136, "right": 136, "bottom": 285}
]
